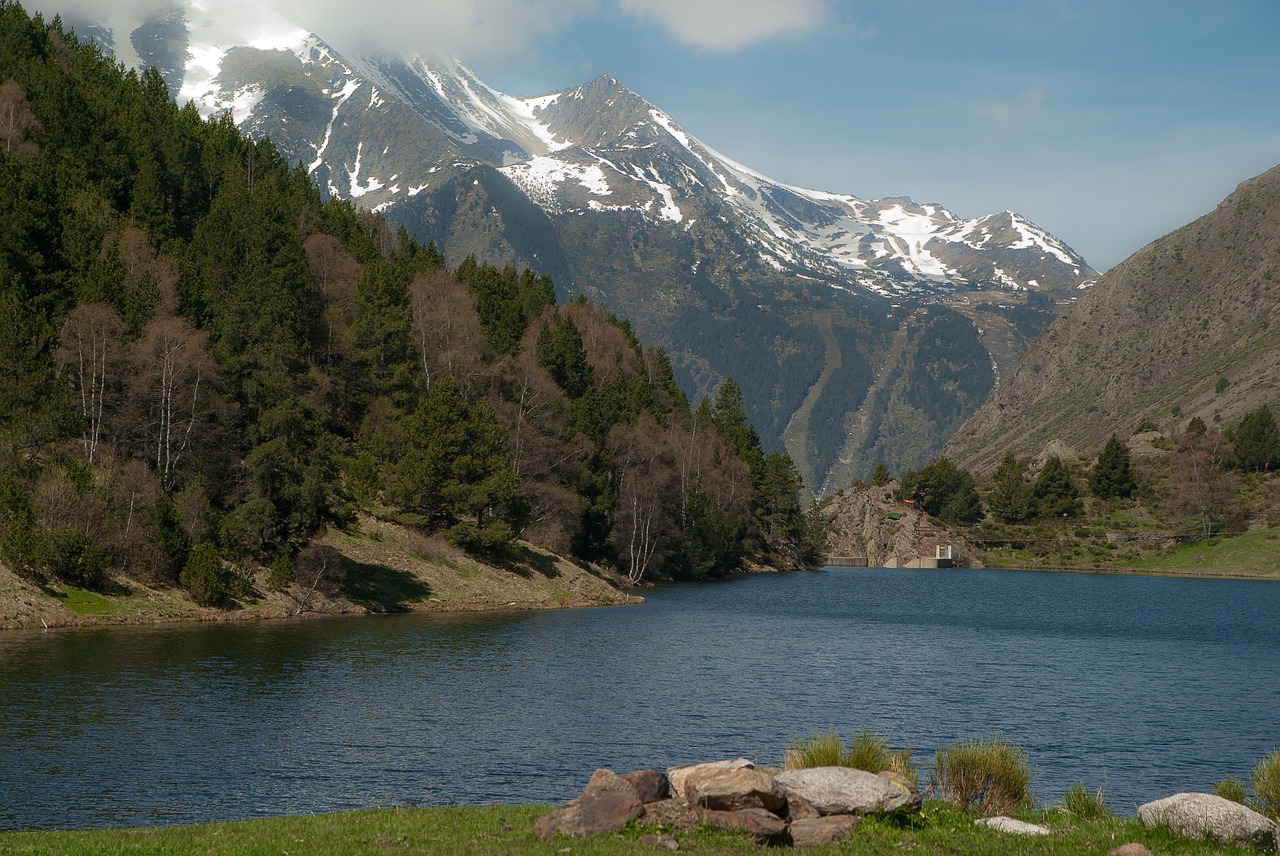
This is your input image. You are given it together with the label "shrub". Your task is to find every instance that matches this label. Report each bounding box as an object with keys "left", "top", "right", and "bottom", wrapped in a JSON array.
[
  {"left": 1062, "top": 781, "right": 1109, "bottom": 818},
  {"left": 1215, "top": 776, "right": 1247, "bottom": 804},
  {"left": 1252, "top": 749, "right": 1280, "bottom": 820},
  {"left": 933, "top": 737, "right": 1032, "bottom": 816},
  {"left": 180, "top": 543, "right": 233, "bottom": 608}
]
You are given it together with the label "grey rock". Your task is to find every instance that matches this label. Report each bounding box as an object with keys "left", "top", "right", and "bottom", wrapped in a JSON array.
[
  {"left": 775, "top": 766, "right": 920, "bottom": 815},
  {"left": 1138, "top": 792, "right": 1280, "bottom": 851},
  {"left": 789, "top": 815, "right": 862, "bottom": 847},
  {"left": 685, "top": 766, "right": 786, "bottom": 812},
  {"left": 975, "top": 816, "right": 1051, "bottom": 836}
]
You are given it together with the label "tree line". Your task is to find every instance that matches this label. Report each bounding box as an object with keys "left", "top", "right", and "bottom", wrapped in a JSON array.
[
  {"left": 883, "top": 404, "right": 1280, "bottom": 539},
  {"left": 0, "top": 3, "right": 823, "bottom": 605}
]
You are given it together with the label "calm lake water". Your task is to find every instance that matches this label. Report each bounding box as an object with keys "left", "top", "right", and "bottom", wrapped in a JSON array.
[{"left": 2, "top": 567, "right": 1278, "bottom": 830}]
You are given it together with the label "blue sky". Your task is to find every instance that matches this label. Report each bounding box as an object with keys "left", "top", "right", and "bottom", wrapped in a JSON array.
[
  {"left": 456, "top": 0, "right": 1280, "bottom": 271},
  {"left": 35, "top": 0, "right": 1280, "bottom": 271}
]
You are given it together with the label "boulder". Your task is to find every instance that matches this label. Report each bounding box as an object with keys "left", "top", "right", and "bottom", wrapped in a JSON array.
[
  {"left": 789, "top": 815, "right": 861, "bottom": 847},
  {"left": 622, "top": 769, "right": 671, "bottom": 804},
  {"left": 685, "top": 766, "right": 787, "bottom": 812},
  {"left": 703, "top": 808, "right": 791, "bottom": 846},
  {"left": 667, "top": 758, "right": 756, "bottom": 801},
  {"left": 533, "top": 768, "right": 645, "bottom": 839},
  {"left": 775, "top": 766, "right": 921, "bottom": 815},
  {"left": 975, "top": 816, "right": 1051, "bottom": 836},
  {"left": 1138, "top": 792, "right": 1280, "bottom": 851},
  {"left": 640, "top": 798, "right": 703, "bottom": 831}
]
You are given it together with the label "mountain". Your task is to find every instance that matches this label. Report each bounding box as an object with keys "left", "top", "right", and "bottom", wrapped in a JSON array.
[
  {"left": 67, "top": 1, "right": 1099, "bottom": 492},
  {"left": 945, "top": 163, "right": 1280, "bottom": 473}
]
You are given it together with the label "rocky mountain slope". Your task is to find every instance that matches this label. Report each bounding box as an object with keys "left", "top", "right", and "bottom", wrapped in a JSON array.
[
  {"left": 67, "top": 0, "right": 1099, "bottom": 491},
  {"left": 945, "top": 163, "right": 1280, "bottom": 473}
]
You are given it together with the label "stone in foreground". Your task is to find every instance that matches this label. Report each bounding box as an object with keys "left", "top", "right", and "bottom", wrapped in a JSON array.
[
  {"left": 702, "top": 808, "right": 791, "bottom": 846},
  {"left": 534, "top": 768, "right": 644, "bottom": 839},
  {"left": 638, "top": 832, "right": 680, "bottom": 851},
  {"left": 789, "top": 815, "right": 861, "bottom": 847},
  {"left": 685, "top": 766, "right": 787, "bottom": 812},
  {"left": 667, "top": 758, "right": 756, "bottom": 801},
  {"left": 775, "top": 766, "right": 921, "bottom": 815},
  {"left": 639, "top": 798, "right": 703, "bottom": 831},
  {"left": 622, "top": 769, "right": 671, "bottom": 804},
  {"left": 1138, "top": 792, "right": 1279, "bottom": 851},
  {"left": 975, "top": 816, "right": 1051, "bottom": 835}
]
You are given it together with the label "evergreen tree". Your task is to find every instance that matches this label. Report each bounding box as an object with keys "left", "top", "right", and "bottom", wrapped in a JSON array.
[
  {"left": 1231, "top": 405, "right": 1280, "bottom": 471},
  {"left": 870, "top": 464, "right": 892, "bottom": 486},
  {"left": 986, "top": 451, "right": 1034, "bottom": 523},
  {"left": 1089, "top": 434, "right": 1137, "bottom": 499},
  {"left": 1032, "top": 456, "right": 1082, "bottom": 518},
  {"left": 898, "top": 457, "right": 982, "bottom": 523}
]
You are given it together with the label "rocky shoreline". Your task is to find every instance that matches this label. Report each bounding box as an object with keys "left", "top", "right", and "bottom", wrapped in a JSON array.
[{"left": 536, "top": 758, "right": 1280, "bottom": 851}]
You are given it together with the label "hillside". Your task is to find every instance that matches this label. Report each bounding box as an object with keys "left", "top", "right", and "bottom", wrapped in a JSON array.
[
  {"left": 946, "top": 163, "right": 1280, "bottom": 473},
  {"left": 0, "top": 4, "right": 821, "bottom": 625}
]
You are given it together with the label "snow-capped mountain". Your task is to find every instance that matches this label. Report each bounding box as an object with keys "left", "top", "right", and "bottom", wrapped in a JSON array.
[{"left": 70, "top": 1, "right": 1099, "bottom": 490}]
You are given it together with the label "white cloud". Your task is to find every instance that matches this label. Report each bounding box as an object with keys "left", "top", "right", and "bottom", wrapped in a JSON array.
[{"left": 617, "top": 0, "right": 828, "bottom": 51}]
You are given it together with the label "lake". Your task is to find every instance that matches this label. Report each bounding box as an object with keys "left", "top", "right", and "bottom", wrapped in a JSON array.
[{"left": 1, "top": 567, "right": 1278, "bottom": 830}]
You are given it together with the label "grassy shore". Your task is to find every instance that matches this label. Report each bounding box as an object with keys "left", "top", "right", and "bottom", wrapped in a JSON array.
[{"left": 0, "top": 803, "right": 1264, "bottom": 855}]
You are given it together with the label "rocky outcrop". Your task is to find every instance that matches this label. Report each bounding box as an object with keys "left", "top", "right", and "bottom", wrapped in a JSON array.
[
  {"left": 1138, "top": 792, "right": 1280, "bottom": 851},
  {"left": 537, "top": 759, "right": 921, "bottom": 848}
]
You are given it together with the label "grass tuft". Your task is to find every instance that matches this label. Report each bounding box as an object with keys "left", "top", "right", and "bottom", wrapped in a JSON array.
[
  {"left": 785, "top": 728, "right": 919, "bottom": 788},
  {"left": 932, "top": 736, "right": 1032, "bottom": 816},
  {"left": 1252, "top": 748, "right": 1280, "bottom": 820},
  {"left": 1061, "top": 780, "right": 1110, "bottom": 818},
  {"left": 1215, "top": 775, "right": 1247, "bottom": 804}
]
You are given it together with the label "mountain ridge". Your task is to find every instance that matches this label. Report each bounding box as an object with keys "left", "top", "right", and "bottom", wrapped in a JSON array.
[{"left": 68, "top": 1, "right": 1099, "bottom": 490}]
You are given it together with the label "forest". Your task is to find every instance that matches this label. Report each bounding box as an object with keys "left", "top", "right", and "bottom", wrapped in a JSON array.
[{"left": 0, "top": 2, "right": 823, "bottom": 606}]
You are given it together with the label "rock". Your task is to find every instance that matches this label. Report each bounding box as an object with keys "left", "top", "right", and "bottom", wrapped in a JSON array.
[
  {"left": 1107, "top": 844, "right": 1152, "bottom": 856},
  {"left": 533, "top": 768, "right": 645, "bottom": 839},
  {"left": 785, "top": 792, "right": 821, "bottom": 821},
  {"left": 775, "top": 766, "right": 921, "bottom": 815},
  {"left": 876, "top": 769, "right": 919, "bottom": 797},
  {"left": 789, "top": 815, "right": 862, "bottom": 847},
  {"left": 639, "top": 798, "right": 703, "bottom": 831},
  {"left": 975, "top": 816, "right": 1052, "bottom": 836},
  {"left": 1138, "top": 792, "right": 1280, "bottom": 851},
  {"left": 622, "top": 770, "right": 671, "bottom": 804},
  {"left": 703, "top": 808, "right": 791, "bottom": 846},
  {"left": 685, "top": 766, "right": 787, "bottom": 812},
  {"left": 639, "top": 833, "right": 680, "bottom": 851},
  {"left": 667, "top": 758, "right": 756, "bottom": 801}
]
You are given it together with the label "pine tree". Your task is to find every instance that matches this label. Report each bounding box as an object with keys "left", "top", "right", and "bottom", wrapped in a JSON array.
[
  {"left": 1231, "top": 405, "right": 1280, "bottom": 471},
  {"left": 986, "top": 451, "right": 1034, "bottom": 523},
  {"left": 1033, "top": 456, "right": 1082, "bottom": 518},
  {"left": 1088, "top": 434, "right": 1137, "bottom": 499}
]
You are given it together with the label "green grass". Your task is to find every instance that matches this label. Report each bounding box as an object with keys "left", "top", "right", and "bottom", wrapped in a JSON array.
[
  {"left": 1121, "top": 526, "right": 1280, "bottom": 576},
  {"left": 55, "top": 587, "right": 119, "bottom": 615},
  {"left": 0, "top": 802, "right": 1262, "bottom": 855}
]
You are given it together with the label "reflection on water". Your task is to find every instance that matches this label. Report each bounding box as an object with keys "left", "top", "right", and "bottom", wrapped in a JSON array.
[{"left": 1, "top": 568, "right": 1278, "bottom": 830}]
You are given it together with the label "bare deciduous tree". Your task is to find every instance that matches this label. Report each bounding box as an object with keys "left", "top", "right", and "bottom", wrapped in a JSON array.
[
  {"left": 56, "top": 304, "right": 124, "bottom": 465},
  {"left": 0, "top": 80, "right": 41, "bottom": 157}
]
